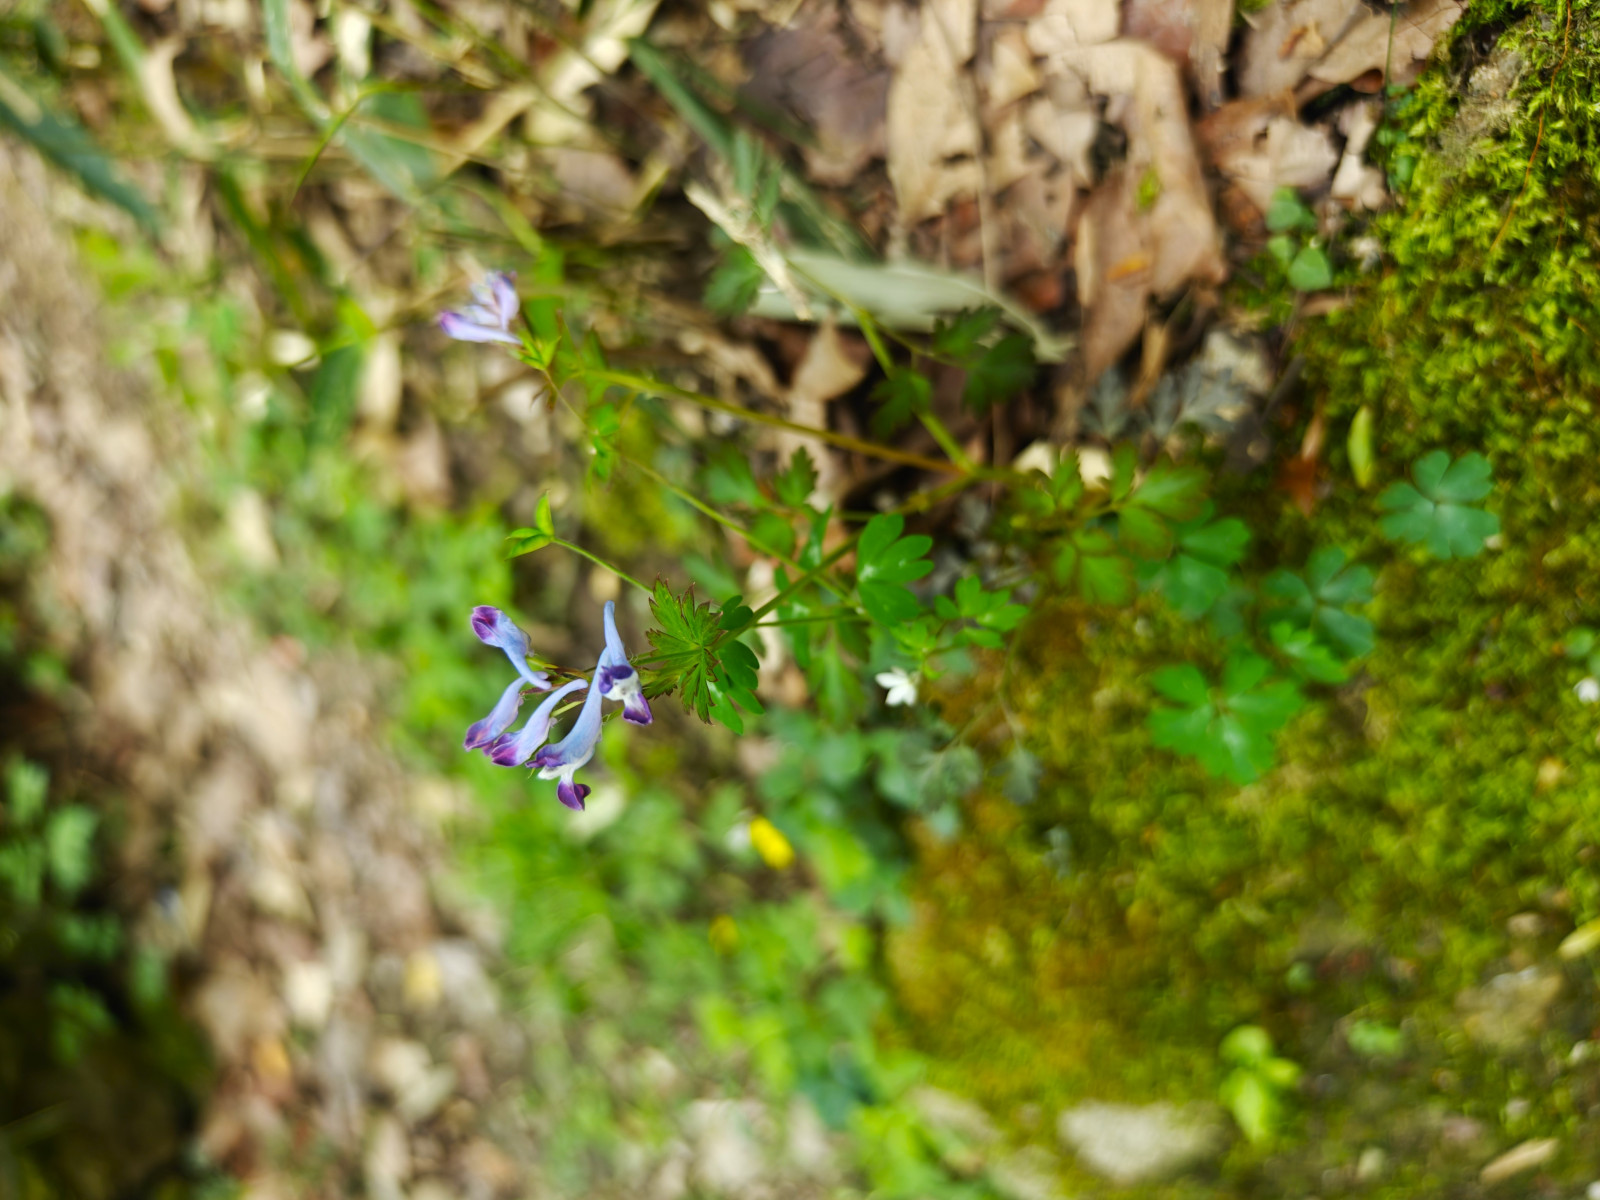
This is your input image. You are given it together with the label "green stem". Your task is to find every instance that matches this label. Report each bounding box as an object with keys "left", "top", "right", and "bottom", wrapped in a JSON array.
[
  {"left": 752, "top": 611, "right": 867, "bottom": 629},
  {"left": 589, "top": 369, "right": 962, "bottom": 476},
  {"left": 746, "top": 542, "right": 856, "bottom": 627},
  {"left": 854, "top": 308, "right": 977, "bottom": 473},
  {"left": 550, "top": 537, "right": 652, "bottom": 595}
]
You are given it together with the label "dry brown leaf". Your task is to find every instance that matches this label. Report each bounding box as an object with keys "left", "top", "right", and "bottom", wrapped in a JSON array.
[
  {"left": 1307, "top": 0, "right": 1465, "bottom": 89},
  {"left": 988, "top": 107, "right": 1039, "bottom": 193},
  {"left": 1238, "top": 0, "right": 1364, "bottom": 96},
  {"left": 1055, "top": 42, "right": 1225, "bottom": 294},
  {"left": 1024, "top": 84, "right": 1098, "bottom": 183},
  {"left": 1075, "top": 168, "right": 1152, "bottom": 380},
  {"left": 1001, "top": 167, "right": 1077, "bottom": 278},
  {"left": 544, "top": 147, "right": 639, "bottom": 216},
  {"left": 783, "top": 322, "right": 870, "bottom": 499},
  {"left": 743, "top": 5, "right": 890, "bottom": 186},
  {"left": 1192, "top": 0, "right": 1234, "bottom": 109},
  {"left": 1121, "top": 0, "right": 1233, "bottom": 108},
  {"left": 1197, "top": 94, "right": 1339, "bottom": 214},
  {"left": 886, "top": 0, "right": 982, "bottom": 222}
]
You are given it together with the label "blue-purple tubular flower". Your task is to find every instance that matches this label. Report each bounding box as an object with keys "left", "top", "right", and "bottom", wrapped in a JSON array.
[
  {"left": 487, "top": 679, "right": 588, "bottom": 767},
  {"left": 438, "top": 270, "right": 521, "bottom": 346},
  {"left": 597, "top": 600, "right": 652, "bottom": 725},
  {"left": 471, "top": 605, "right": 550, "bottom": 690},
  {"left": 532, "top": 678, "right": 606, "bottom": 810},
  {"left": 463, "top": 678, "right": 527, "bottom": 751}
]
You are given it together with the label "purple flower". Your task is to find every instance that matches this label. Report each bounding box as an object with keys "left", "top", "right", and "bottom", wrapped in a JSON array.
[
  {"left": 463, "top": 678, "right": 528, "bottom": 751},
  {"left": 532, "top": 680, "right": 605, "bottom": 810},
  {"left": 438, "top": 270, "right": 522, "bottom": 346},
  {"left": 463, "top": 606, "right": 552, "bottom": 752},
  {"left": 487, "top": 679, "right": 588, "bottom": 767},
  {"left": 597, "top": 600, "right": 652, "bottom": 725},
  {"left": 472, "top": 605, "right": 550, "bottom": 689}
]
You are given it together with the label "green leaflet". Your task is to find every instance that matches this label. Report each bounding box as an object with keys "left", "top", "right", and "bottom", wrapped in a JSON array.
[
  {"left": 1377, "top": 450, "right": 1499, "bottom": 559},
  {"left": 1148, "top": 652, "right": 1304, "bottom": 784}
]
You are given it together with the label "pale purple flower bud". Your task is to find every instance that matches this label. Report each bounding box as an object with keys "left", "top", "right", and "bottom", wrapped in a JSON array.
[
  {"left": 438, "top": 270, "right": 522, "bottom": 346},
  {"left": 532, "top": 679, "right": 606, "bottom": 810},
  {"left": 487, "top": 679, "right": 588, "bottom": 767},
  {"left": 597, "top": 600, "right": 652, "bottom": 725},
  {"left": 471, "top": 605, "right": 550, "bottom": 690},
  {"left": 464, "top": 678, "right": 527, "bottom": 751}
]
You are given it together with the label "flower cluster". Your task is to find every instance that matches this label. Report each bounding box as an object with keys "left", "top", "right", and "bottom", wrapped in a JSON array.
[{"left": 463, "top": 601, "right": 651, "bottom": 810}]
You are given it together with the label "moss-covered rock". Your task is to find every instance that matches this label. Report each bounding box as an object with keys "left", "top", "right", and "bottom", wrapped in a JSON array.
[{"left": 888, "top": 1, "right": 1600, "bottom": 1192}]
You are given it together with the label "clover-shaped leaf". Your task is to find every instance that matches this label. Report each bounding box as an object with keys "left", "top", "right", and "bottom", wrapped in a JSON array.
[
  {"left": 1148, "top": 652, "right": 1303, "bottom": 784},
  {"left": 1377, "top": 450, "right": 1499, "bottom": 559},
  {"left": 1261, "top": 546, "right": 1375, "bottom": 660},
  {"left": 1268, "top": 622, "right": 1347, "bottom": 684},
  {"left": 1142, "top": 504, "right": 1250, "bottom": 620}
]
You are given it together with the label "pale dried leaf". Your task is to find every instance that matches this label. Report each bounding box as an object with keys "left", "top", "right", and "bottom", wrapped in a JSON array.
[
  {"left": 783, "top": 322, "right": 869, "bottom": 499},
  {"left": 1238, "top": 0, "right": 1364, "bottom": 96},
  {"left": 1198, "top": 94, "right": 1340, "bottom": 214},
  {"left": 1001, "top": 167, "right": 1077, "bottom": 275},
  {"left": 1192, "top": 0, "right": 1234, "bottom": 109},
  {"left": 886, "top": 0, "right": 982, "bottom": 222},
  {"left": 1075, "top": 169, "right": 1152, "bottom": 380},
  {"left": 1024, "top": 91, "right": 1097, "bottom": 183},
  {"left": 986, "top": 26, "right": 1044, "bottom": 108},
  {"left": 744, "top": 6, "right": 890, "bottom": 186},
  {"left": 1058, "top": 41, "right": 1225, "bottom": 294},
  {"left": 1027, "top": 0, "right": 1122, "bottom": 54},
  {"left": 529, "top": 0, "right": 662, "bottom": 144},
  {"left": 1308, "top": 0, "right": 1465, "bottom": 88},
  {"left": 988, "top": 107, "right": 1039, "bottom": 193},
  {"left": 1330, "top": 99, "right": 1387, "bottom": 208}
]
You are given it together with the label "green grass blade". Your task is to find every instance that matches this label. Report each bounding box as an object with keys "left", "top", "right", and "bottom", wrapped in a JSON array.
[{"left": 0, "top": 62, "right": 158, "bottom": 231}]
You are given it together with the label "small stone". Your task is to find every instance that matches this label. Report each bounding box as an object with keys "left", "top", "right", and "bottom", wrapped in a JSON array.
[
  {"left": 1441, "top": 1116, "right": 1487, "bottom": 1147},
  {"left": 1355, "top": 1146, "right": 1387, "bottom": 1182},
  {"left": 989, "top": 1145, "right": 1067, "bottom": 1200},
  {"left": 1480, "top": 1137, "right": 1558, "bottom": 1184},
  {"left": 283, "top": 959, "right": 333, "bottom": 1029},
  {"left": 364, "top": 1114, "right": 410, "bottom": 1200},
  {"left": 686, "top": 1099, "right": 768, "bottom": 1195},
  {"left": 459, "top": 1138, "right": 520, "bottom": 1195},
  {"left": 910, "top": 1086, "right": 1001, "bottom": 1146},
  {"left": 1456, "top": 968, "right": 1563, "bottom": 1051},
  {"left": 786, "top": 1097, "right": 834, "bottom": 1177},
  {"left": 369, "top": 1037, "right": 431, "bottom": 1099},
  {"left": 1058, "top": 1101, "right": 1229, "bottom": 1185},
  {"left": 1507, "top": 912, "right": 1545, "bottom": 939},
  {"left": 403, "top": 948, "right": 442, "bottom": 1011}
]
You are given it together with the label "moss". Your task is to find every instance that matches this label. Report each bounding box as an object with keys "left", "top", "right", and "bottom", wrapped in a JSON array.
[{"left": 888, "top": 1, "right": 1600, "bottom": 1191}]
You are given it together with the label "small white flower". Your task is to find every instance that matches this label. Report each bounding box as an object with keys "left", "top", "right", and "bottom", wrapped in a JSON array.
[
  {"left": 875, "top": 668, "right": 919, "bottom": 707},
  {"left": 1576, "top": 677, "right": 1600, "bottom": 704}
]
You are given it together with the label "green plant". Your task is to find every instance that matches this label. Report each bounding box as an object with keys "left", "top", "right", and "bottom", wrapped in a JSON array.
[
  {"left": 1218, "top": 1025, "right": 1301, "bottom": 1145},
  {"left": 1149, "top": 654, "right": 1304, "bottom": 784},
  {"left": 1376, "top": 450, "right": 1500, "bottom": 559},
  {"left": 1264, "top": 188, "right": 1334, "bottom": 292}
]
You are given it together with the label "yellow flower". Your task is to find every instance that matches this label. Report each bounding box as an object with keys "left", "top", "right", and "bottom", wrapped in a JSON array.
[{"left": 749, "top": 816, "right": 795, "bottom": 870}]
